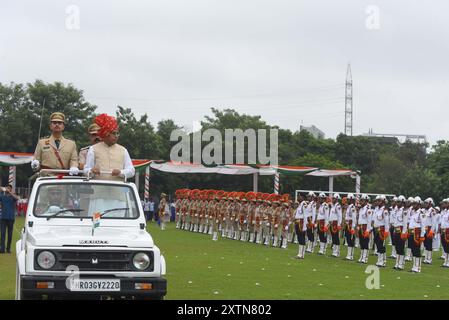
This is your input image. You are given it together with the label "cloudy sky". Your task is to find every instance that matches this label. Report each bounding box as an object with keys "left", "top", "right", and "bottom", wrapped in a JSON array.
[{"left": 1, "top": 0, "right": 448, "bottom": 145}]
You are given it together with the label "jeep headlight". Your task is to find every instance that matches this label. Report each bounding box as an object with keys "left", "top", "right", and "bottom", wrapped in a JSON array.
[
  {"left": 132, "top": 252, "right": 150, "bottom": 270},
  {"left": 37, "top": 251, "right": 56, "bottom": 270}
]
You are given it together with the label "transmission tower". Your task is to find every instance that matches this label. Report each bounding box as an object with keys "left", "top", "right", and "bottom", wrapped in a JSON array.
[{"left": 344, "top": 64, "right": 353, "bottom": 136}]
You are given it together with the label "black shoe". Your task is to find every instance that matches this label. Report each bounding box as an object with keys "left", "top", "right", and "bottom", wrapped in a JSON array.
[
  {"left": 7, "top": 249, "right": 11, "bottom": 254},
  {"left": 0, "top": 250, "right": 5, "bottom": 254}
]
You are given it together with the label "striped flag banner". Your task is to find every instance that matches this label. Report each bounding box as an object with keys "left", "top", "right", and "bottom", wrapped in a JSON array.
[
  {"left": 144, "top": 166, "right": 150, "bottom": 200},
  {"left": 92, "top": 212, "right": 101, "bottom": 235},
  {"left": 274, "top": 170, "right": 280, "bottom": 194}
]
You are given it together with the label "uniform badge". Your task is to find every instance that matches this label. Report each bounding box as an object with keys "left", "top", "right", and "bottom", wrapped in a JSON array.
[{"left": 45, "top": 140, "right": 50, "bottom": 145}]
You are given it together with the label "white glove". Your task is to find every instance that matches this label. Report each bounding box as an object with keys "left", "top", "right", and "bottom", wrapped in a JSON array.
[
  {"left": 31, "top": 159, "right": 40, "bottom": 171},
  {"left": 284, "top": 226, "right": 289, "bottom": 231},
  {"left": 69, "top": 167, "right": 79, "bottom": 176}
]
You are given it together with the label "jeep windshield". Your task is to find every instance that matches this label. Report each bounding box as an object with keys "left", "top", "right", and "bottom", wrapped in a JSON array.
[{"left": 33, "top": 183, "right": 139, "bottom": 219}]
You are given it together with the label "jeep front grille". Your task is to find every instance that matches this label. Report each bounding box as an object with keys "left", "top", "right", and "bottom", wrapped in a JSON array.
[{"left": 34, "top": 250, "right": 154, "bottom": 272}]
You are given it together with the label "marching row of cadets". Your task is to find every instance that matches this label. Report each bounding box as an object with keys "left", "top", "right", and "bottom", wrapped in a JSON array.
[{"left": 174, "top": 189, "right": 449, "bottom": 273}]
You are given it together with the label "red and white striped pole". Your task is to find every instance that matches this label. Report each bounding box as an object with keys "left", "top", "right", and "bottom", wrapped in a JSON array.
[
  {"left": 274, "top": 170, "right": 279, "bottom": 194},
  {"left": 144, "top": 165, "right": 150, "bottom": 201},
  {"left": 8, "top": 166, "right": 16, "bottom": 193}
]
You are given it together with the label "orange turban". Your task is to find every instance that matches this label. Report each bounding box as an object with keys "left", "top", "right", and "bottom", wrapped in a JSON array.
[{"left": 94, "top": 114, "right": 118, "bottom": 138}]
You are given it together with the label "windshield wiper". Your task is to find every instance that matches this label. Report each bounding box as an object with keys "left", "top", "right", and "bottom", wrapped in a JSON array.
[
  {"left": 46, "top": 209, "right": 84, "bottom": 220},
  {"left": 99, "top": 207, "right": 129, "bottom": 218}
]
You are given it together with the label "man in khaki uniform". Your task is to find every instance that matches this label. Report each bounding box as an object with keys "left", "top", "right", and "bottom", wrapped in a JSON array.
[
  {"left": 84, "top": 114, "right": 135, "bottom": 181},
  {"left": 158, "top": 193, "right": 168, "bottom": 230},
  {"left": 31, "top": 112, "right": 79, "bottom": 175},
  {"left": 78, "top": 123, "right": 101, "bottom": 170}
]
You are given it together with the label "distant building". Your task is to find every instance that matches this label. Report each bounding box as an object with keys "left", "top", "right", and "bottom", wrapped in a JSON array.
[
  {"left": 362, "top": 129, "right": 427, "bottom": 144},
  {"left": 300, "top": 125, "right": 325, "bottom": 139}
]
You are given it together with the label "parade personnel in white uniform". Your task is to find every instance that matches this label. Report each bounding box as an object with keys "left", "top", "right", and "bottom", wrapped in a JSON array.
[
  {"left": 294, "top": 195, "right": 307, "bottom": 259},
  {"left": 84, "top": 114, "right": 135, "bottom": 181},
  {"left": 344, "top": 193, "right": 357, "bottom": 260},
  {"left": 328, "top": 193, "right": 342, "bottom": 257},
  {"left": 404, "top": 197, "right": 415, "bottom": 261},
  {"left": 316, "top": 193, "right": 330, "bottom": 255},
  {"left": 368, "top": 195, "right": 390, "bottom": 267},
  {"left": 392, "top": 196, "right": 408, "bottom": 270},
  {"left": 357, "top": 194, "right": 372, "bottom": 264},
  {"left": 422, "top": 198, "right": 436, "bottom": 264},
  {"left": 389, "top": 196, "right": 398, "bottom": 258},
  {"left": 305, "top": 192, "right": 317, "bottom": 253},
  {"left": 407, "top": 197, "right": 426, "bottom": 273},
  {"left": 435, "top": 199, "right": 449, "bottom": 267}
]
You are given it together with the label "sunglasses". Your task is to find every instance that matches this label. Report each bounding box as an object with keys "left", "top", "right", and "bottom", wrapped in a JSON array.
[
  {"left": 109, "top": 132, "right": 120, "bottom": 137},
  {"left": 51, "top": 121, "right": 64, "bottom": 125}
]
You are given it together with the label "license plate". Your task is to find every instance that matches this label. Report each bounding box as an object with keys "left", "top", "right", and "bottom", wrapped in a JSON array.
[{"left": 69, "top": 279, "right": 121, "bottom": 292}]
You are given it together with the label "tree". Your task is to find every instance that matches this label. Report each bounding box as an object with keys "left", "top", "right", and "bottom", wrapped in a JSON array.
[
  {"left": 115, "top": 106, "right": 162, "bottom": 160},
  {"left": 157, "top": 119, "right": 182, "bottom": 160}
]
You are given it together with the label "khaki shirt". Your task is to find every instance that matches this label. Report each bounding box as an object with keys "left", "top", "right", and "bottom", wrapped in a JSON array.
[{"left": 33, "top": 135, "right": 78, "bottom": 169}]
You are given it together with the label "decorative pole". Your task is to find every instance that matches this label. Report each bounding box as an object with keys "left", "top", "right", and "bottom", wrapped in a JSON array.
[
  {"left": 274, "top": 170, "right": 279, "bottom": 194},
  {"left": 144, "top": 165, "right": 150, "bottom": 201},
  {"left": 8, "top": 166, "right": 16, "bottom": 193}
]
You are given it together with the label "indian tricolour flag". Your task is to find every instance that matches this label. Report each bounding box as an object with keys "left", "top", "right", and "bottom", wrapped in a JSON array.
[{"left": 92, "top": 212, "right": 101, "bottom": 235}]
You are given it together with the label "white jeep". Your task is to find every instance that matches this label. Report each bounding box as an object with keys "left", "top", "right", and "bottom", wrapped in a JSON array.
[{"left": 15, "top": 172, "right": 167, "bottom": 300}]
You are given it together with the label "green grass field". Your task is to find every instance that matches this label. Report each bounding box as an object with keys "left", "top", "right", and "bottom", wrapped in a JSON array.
[{"left": 1, "top": 217, "right": 448, "bottom": 300}]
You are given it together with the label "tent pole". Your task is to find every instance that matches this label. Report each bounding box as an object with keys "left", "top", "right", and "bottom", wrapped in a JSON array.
[
  {"left": 253, "top": 172, "right": 258, "bottom": 192},
  {"left": 355, "top": 174, "right": 361, "bottom": 194},
  {"left": 329, "top": 176, "right": 334, "bottom": 196}
]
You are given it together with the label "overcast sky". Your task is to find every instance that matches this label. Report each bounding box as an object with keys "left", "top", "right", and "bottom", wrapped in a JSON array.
[{"left": 1, "top": 0, "right": 448, "bottom": 146}]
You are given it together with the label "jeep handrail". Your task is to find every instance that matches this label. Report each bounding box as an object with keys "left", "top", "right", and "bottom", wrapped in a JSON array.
[{"left": 30, "top": 169, "right": 127, "bottom": 182}]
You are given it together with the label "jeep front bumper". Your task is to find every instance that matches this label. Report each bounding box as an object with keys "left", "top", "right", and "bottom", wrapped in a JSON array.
[{"left": 20, "top": 275, "right": 167, "bottom": 299}]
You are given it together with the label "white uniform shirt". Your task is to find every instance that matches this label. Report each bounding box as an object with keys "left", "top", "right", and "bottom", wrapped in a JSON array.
[
  {"left": 404, "top": 207, "right": 413, "bottom": 228},
  {"left": 317, "top": 202, "right": 329, "bottom": 225},
  {"left": 423, "top": 207, "right": 436, "bottom": 230},
  {"left": 305, "top": 201, "right": 317, "bottom": 223},
  {"left": 294, "top": 201, "right": 307, "bottom": 231},
  {"left": 368, "top": 206, "right": 389, "bottom": 232},
  {"left": 437, "top": 209, "right": 449, "bottom": 231},
  {"left": 329, "top": 203, "right": 342, "bottom": 226},
  {"left": 408, "top": 209, "right": 426, "bottom": 237},
  {"left": 389, "top": 206, "right": 398, "bottom": 227},
  {"left": 358, "top": 204, "right": 371, "bottom": 225},
  {"left": 294, "top": 201, "right": 307, "bottom": 220},
  {"left": 393, "top": 207, "right": 407, "bottom": 229},
  {"left": 345, "top": 203, "right": 357, "bottom": 229}
]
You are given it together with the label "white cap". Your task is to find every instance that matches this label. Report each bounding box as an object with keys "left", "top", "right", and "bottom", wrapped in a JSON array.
[
  {"left": 361, "top": 194, "right": 370, "bottom": 201},
  {"left": 333, "top": 193, "right": 341, "bottom": 200},
  {"left": 319, "top": 192, "right": 326, "bottom": 198},
  {"left": 347, "top": 193, "right": 355, "bottom": 200}
]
